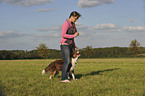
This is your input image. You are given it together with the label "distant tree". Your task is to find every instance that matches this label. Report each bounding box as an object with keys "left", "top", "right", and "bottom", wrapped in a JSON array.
[
  {"left": 26, "top": 50, "right": 41, "bottom": 59},
  {"left": 36, "top": 43, "right": 49, "bottom": 58},
  {"left": 0, "top": 50, "right": 13, "bottom": 60},
  {"left": 129, "top": 39, "right": 142, "bottom": 56},
  {"left": 84, "top": 46, "right": 94, "bottom": 58}
]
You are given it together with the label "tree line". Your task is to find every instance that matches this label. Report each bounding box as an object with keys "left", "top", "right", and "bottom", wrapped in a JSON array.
[{"left": 0, "top": 39, "right": 145, "bottom": 60}]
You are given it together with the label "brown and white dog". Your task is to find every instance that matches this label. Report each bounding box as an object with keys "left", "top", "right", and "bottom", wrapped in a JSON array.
[{"left": 42, "top": 51, "right": 80, "bottom": 80}]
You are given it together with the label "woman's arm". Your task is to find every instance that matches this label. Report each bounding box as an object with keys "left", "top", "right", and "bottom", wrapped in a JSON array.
[{"left": 62, "top": 22, "right": 75, "bottom": 39}]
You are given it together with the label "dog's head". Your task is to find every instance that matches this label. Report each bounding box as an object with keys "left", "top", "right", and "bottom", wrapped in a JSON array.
[{"left": 72, "top": 51, "right": 80, "bottom": 58}]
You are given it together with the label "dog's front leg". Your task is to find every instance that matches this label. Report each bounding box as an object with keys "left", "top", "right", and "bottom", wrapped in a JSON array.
[
  {"left": 69, "top": 71, "right": 76, "bottom": 80},
  {"left": 71, "top": 72, "right": 75, "bottom": 80}
]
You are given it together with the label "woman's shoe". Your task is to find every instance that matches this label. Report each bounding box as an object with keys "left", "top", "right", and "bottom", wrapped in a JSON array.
[{"left": 61, "top": 80, "right": 70, "bottom": 83}]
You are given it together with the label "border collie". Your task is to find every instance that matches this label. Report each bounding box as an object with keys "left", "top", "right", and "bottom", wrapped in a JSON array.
[{"left": 42, "top": 51, "right": 80, "bottom": 80}]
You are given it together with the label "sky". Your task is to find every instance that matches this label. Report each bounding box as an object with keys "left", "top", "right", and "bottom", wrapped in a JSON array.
[{"left": 0, "top": 0, "right": 145, "bottom": 50}]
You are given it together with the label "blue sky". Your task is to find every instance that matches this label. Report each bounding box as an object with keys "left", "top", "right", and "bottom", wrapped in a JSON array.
[{"left": 0, "top": 0, "right": 145, "bottom": 50}]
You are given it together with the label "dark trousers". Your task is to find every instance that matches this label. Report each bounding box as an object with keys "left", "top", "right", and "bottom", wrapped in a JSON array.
[{"left": 60, "top": 45, "right": 75, "bottom": 80}]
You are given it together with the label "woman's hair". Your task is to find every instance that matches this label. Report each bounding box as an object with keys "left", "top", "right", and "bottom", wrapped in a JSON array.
[{"left": 69, "top": 11, "right": 81, "bottom": 19}]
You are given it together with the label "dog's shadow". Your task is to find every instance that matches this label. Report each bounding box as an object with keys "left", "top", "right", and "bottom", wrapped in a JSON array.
[{"left": 75, "top": 68, "right": 121, "bottom": 79}]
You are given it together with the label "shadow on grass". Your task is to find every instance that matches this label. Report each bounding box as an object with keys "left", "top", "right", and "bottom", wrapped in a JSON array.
[
  {"left": 76, "top": 68, "right": 121, "bottom": 79},
  {"left": 142, "top": 90, "right": 145, "bottom": 96}
]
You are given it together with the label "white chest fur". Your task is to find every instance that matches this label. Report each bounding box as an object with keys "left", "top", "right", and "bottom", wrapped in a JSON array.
[{"left": 70, "top": 57, "right": 78, "bottom": 71}]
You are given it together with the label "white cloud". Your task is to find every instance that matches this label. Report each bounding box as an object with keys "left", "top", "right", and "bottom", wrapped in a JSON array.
[
  {"left": 48, "top": 26, "right": 61, "bottom": 30},
  {"left": 123, "top": 26, "right": 145, "bottom": 32},
  {"left": 0, "top": 31, "right": 26, "bottom": 39},
  {"left": 78, "top": 0, "right": 114, "bottom": 8},
  {"left": 78, "top": 0, "right": 100, "bottom": 8},
  {"left": 93, "top": 23, "right": 119, "bottom": 29},
  {"left": 36, "top": 23, "right": 145, "bottom": 35},
  {"left": 36, "top": 25, "right": 61, "bottom": 31},
  {"left": 31, "top": 32, "right": 61, "bottom": 42},
  {"left": 37, "top": 8, "right": 54, "bottom": 12},
  {"left": 1, "top": 24, "right": 145, "bottom": 50},
  {"left": 76, "top": 22, "right": 88, "bottom": 30},
  {"left": 92, "top": 23, "right": 120, "bottom": 32},
  {"left": 5, "top": 0, "right": 52, "bottom": 6}
]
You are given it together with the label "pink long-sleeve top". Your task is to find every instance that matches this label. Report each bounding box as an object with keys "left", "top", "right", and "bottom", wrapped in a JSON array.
[{"left": 60, "top": 19, "right": 76, "bottom": 47}]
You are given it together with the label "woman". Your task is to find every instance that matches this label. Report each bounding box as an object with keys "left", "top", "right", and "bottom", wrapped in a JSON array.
[{"left": 60, "top": 11, "right": 81, "bottom": 82}]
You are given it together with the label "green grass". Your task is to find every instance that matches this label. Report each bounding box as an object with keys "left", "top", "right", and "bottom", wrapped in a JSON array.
[{"left": 0, "top": 58, "right": 145, "bottom": 96}]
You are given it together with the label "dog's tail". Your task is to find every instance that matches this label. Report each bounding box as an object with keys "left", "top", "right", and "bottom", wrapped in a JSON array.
[
  {"left": 42, "top": 69, "right": 46, "bottom": 75},
  {"left": 42, "top": 62, "right": 54, "bottom": 75}
]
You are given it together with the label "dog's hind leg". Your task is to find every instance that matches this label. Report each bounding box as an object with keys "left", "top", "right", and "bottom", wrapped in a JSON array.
[
  {"left": 49, "top": 71, "right": 56, "bottom": 79},
  {"left": 54, "top": 71, "right": 59, "bottom": 77}
]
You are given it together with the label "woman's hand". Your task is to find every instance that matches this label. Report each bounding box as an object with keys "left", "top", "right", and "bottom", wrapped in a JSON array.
[
  {"left": 75, "top": 47, "right": 78, "bottom": 51},
  {"left": 74, "top": 32, "right": 79, "bottom": 37}
]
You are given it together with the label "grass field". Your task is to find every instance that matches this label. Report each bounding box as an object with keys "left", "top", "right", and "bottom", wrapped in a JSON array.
[{"left": 0, "top": 58, "right": 145, "bottom": 96}]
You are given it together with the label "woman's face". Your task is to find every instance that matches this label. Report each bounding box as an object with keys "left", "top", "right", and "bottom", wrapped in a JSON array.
[{"left": 72, "top": 16, "right": 78, "bottom": 23}]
